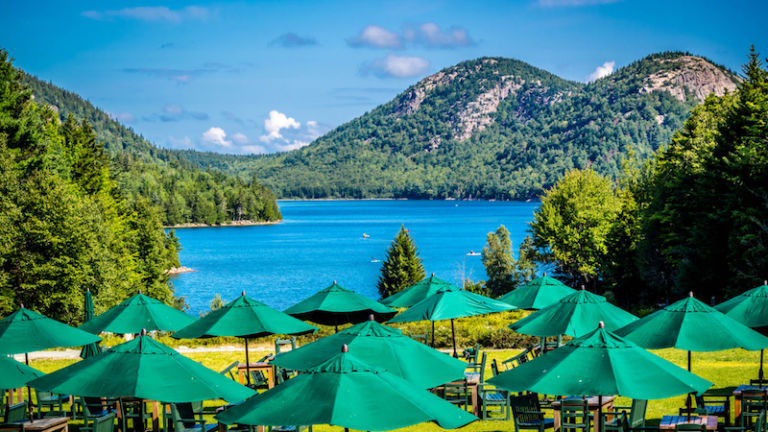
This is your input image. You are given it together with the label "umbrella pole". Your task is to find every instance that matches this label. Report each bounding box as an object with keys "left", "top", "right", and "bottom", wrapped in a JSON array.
[
  {"left": 451, "top": 319, "right": 457, "bottom": 358},
  {"left": 431, "top": 321, "right": 435, "bottom": 348},
  {"left": 760, "top": 350, "right": 765, "bottom": 382},
  {"left": 245, "top": 338, "right": 252, "bottom": 386},
  {"left": 686, "top": 350, "right": 691, "bottom": 419},
  {"left": 24, "top": 353, "right": 33, "bottom": 422}
]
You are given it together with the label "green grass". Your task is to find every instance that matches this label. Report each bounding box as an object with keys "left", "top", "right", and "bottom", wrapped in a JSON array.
[{"left": 24, "top": 347, "right": 762, "bottom": 432}]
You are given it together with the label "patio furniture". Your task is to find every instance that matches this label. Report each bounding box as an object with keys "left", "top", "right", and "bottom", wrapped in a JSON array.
[
  {"left": 439, "top": 381, "right": 470, "bottom": 411},
  {"left": 659, "top": 415, "right": 717, "bottom": 431},
  {"left": 738, "top": 390, "right": 766, "bottom": 428},
  {"left": 2, "top": 416, "right": 69, "bottom": 432},
  {"left": 4, "top": 402, "right": 27, "bottom": 423},
  {"left": 219, "top": 361, "right": 240, "bottom": 380},
  {"left": 726, "top": 409, "right": 766, "bottom": 432},
  {"left": 477, "top": 353, "right": 510, "bottom": 420},
  {"left": 406, "top": 332, "right": 429, "bottom": 344},
  {"left": 510, "top": 393, "right": 555, "bottom": 432},
  {"left": 675, "top": 423, "right": 707, "bottom": 432},
  {"left": 275, "top": 337, "right": 296, "bottom": 354},
  {"left": 169, "top": 403, "right": 217, "bottom": 432},
  {"left": 119, "top": 398, "right": 149, "bottom": 432},
  {"left": 93, "top": 412, "right": 116, "bottom": 432},
  {"left": 695, "top": 394, "right": 731, "bottom": 425},
  {"left": 34, "top": 392, "right": 64, "bottom": 414},
  {"left": 79, "top": 397, "right": 117, "bottom": 432},
  {"left": 560, "top": 398, "right": 591, "bottom": 432},
  {"left": 603, "top": 399, "right": 655, "bottom": 432},
  {"left": 734, "top": 386, "right": 768, "bottom": 418}
]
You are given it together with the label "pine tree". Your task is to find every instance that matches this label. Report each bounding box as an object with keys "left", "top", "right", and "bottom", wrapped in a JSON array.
[
  {"left": 482, "top": 225, "right": 514, "bottom": 297},
  {"left": 377, "top": 225, "right": 425, "bottom": 299}
]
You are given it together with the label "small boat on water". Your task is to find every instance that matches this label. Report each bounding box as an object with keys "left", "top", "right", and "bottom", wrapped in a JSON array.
[
  {"left": 466, "top": 250, "right": 481, "bottom": 256},
  {"left": 370, "top": 257, "right": 380, "bottom": 263},
  {"left": 362, "top": 233, "right": 370, "bottom": 238}
]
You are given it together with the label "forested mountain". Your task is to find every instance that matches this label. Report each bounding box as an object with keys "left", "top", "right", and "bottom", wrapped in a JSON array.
[
  {"left": 21, "top": 74, "right": 280, "bottom": 225},
  {"left": 241, "top": 52, "right": 739, "bottom": 199}
]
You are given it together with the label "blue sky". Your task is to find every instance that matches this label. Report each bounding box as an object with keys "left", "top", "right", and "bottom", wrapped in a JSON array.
[{"left": 2, "top": 0, "right": 766, "bottom": 154}]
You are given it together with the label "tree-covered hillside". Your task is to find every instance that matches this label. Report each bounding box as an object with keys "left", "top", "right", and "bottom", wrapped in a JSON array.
[
  {"left": 241, "top": 52, "right": 739, "bottom": 199},
  {"left": 22, "top": 74, "right": 281, "bottom": 225}
]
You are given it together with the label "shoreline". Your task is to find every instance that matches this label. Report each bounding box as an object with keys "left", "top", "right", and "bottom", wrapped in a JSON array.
[
  {"left": 277, "top": 197, "right": 539, "bottom": 202},
  {"left": 166, "top": 266, "right": 196, "bottom": 275},
  {"left": 164, "top": 220, "right": 281, "bottom": 229}
]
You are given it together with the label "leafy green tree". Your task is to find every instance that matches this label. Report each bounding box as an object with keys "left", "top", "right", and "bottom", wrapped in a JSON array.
[
  {"left": 377, "top": 226, "right": 425, "bottom": 299},
  {"left": 529, "top": 169, "right": 622, "bottom": 287},
  {"left": 482, "top": 226, "right": 537, "bottom": 298}
]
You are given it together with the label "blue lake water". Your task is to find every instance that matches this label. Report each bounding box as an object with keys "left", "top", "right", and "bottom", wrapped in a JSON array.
[{"left": 171, "top": 200, "right": 539, "bottom": 316}]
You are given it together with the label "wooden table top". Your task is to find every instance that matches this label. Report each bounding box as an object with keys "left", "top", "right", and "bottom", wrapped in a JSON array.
[
  {"left": 659, "top": 415, "right": 717, "bottom": 431},
  {"left": 552, "top": 396, "right": 616, "bottom": 408},
  {"left": 734, "top": 385, "right": 768, "bottom": 395},
  {"left": 15, "top": 417, "right": 69, "bottom": 431}
]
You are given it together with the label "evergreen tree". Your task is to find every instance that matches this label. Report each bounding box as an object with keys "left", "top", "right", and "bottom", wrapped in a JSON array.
[
  {"left": 377, "top": 225, "right": 425, "bottom": 299},
  {"left": 482, "top": 226, "right": 514, "bottom": 297}
]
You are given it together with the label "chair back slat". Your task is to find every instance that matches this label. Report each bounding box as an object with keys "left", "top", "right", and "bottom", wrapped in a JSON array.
[
  {"left": 93, "top": 412, "right": 116, "bottom": 432},
  {"left": 628, "top": 399, "right": 648, "bottom": 428}
]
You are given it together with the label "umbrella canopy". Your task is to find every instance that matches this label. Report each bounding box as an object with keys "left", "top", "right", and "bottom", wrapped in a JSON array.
[
  {"left": 498, "top": 274, "right": 577, "bottom": 310},
  {"left": 80, "top": 289, "right": 102, "bottom": 359},
  {"left": 79, "top": 292, "right": 195, "bottom": 334},
  {"left": 380, "top": 274, "right": 460, "bottom": 308},
  {"left": 388, "top": 287, "right": 514, "bottom": 356},
  {"left": 174, "top": 293, "right": 317, "bottom": 339},
  {"left": 0, "top": 306, "right": 102, "bottom": 354},
  {"left": 615, "top": 292, "right": 768, "bottom": 352},
  {"left": 215, "top": 345, "right": 477, "bottom": 431},
  {"left": 489, "top": 323, "right": 713, "bottom": 399},
  {"left": 284, "top": 281, "right": 397, "bottom": 327},
  {"left": 715, "top": 281, "right": 768, "bottom": 380},
  {"left": 272, "top": 316, "right": 466, "bottom": 389},
  {"left": 509, "top": 287, "right": 638, "bottom": 338},
  {"left": 0, "top": 356, "right": 44, "bottom": 390},
  {"left": 28, "top": 334, "right": 255, "bottom": 403},
  {"left": 715, "top": 281, "right": 768, "bottom": 328}
]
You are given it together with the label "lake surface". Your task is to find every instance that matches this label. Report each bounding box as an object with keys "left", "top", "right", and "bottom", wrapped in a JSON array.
[{"left": 171, "top": 200, "right": 539, "bottom": 316}]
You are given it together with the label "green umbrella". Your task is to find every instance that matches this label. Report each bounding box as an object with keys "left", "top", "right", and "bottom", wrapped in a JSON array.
[
  {"left": 380, "top": 273, "right": 460, "bottom": 308},
  {"left": 29, "top": 333, "right": 255, "bottom": 403},
  {"left": 615, "top": 292, "right": 768, "bottom": 413},
  {"left": 388, "top": 287, "right": 515, "bottom": 357},
  {"left": 715, "top": 281, "right": 768, "bottom": 380},
  {"left": 215, "top": 345, "right": 477, "bottom": 431},
  {"left": 489, "top": 322, "right": 713, "bottom": 399},
  {"left": 0, "top": 306, "right": 102, "bottom": 354},
  {"left": 79, "top": 291, "right": 195, "bottom": 335},
  {"left": 0, "top": 356, "right": 44, "bottom": 390},
  {"left": 173, "top": 291, "right": 317, "bottom": 385},
  {"left": 284, "top": 281, "right": 397, "bottom": 330},
  {"left": 509, "top": 287, "right": 638, "bottom": 338},
  {"left": 272, "top": 315, "right": 466, "bottom": 388},
  {"left": 80, "top": 289, "right": 102, "bottom": 359},
  {"left": 498, "top": 273, "right": 577, "bottom": 310}
]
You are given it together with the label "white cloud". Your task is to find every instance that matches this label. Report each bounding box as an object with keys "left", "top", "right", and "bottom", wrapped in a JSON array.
[
  {"left": 275, "top": 140, "right": 311, "bottom": 152},
  {"left": 587, "top": 61, "right": 616, "bottom": 82},
  {"left": 167, "top": 136, "right": 193, "bottom": 149},
  {"left": 347, "top": 25, "right": 402, "bottom": 49},
  {"left": 232, "top": 132, "right": 249, "bottom": 145},
  {"left": 108, "top": 112, "right": 135, "bottom": 123},
  {"left": 260, "top": 110, "right": 300, "bottom": 143},
  {"left": 361, "top": 55, "right": 430, "bottom": 78},
  {"left": 537, "top": 0, "right": 618, "bottom": 7},
  {"left": 404, "top": 23, "right": 474, "bottom": 49},
  {"left": 201, "top": 127, "right": 232, "bottom": 147},
  {"left": 242, "top": 145, "right": 267, "bottom": 154},
  {"left": 82, "top": 6, "right": 209, "bottom": 23}
]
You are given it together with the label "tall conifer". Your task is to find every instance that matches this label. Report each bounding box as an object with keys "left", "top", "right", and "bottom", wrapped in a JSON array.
[{"left": 377, "top": 225, "right": 425, "bottom": 299}]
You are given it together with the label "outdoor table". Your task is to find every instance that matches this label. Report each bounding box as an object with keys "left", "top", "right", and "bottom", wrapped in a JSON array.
[
  {"left": 659, "top": 415, "right": 717, "bottom": 431},
  {"left": 0, "top": 417, "right": 69, "bottom": 432},
  {"left": 116, "top": 398, "right": 161, "bottom": 432},
  {"left": 733, "top": 385, "right": 768, "bottom": 419},
  {"left": 237, "top": 363, "right": 275, "bottom": 389},
  {"left": 552, "top": 396, "right": 615, "bottom": 432},
  {"left": 431, "top": 372, "right": 480, "bottom": 417}
]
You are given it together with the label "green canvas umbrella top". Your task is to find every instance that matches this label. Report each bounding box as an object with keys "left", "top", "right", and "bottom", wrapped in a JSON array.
[
  {"left": 488, "top": 323, "right": 713, "bottom": 400},
  {"left": 0, "top": 355, "right": 44, "bottom": 390},
  {"left": 174, "top": 293, "right": 317, "bottom": 339},
  {"left": 0, "top": 307, "right": 102, "bottom": 354},
  {"left": 284, "top": 282, "right": 397, "bottom": 326},
  {"left": 387, "top": 287, "right": 515, "bottom": 323},
  {"left": 80, "top": 292, "right": 195, "bottom": 334},
  {"left": 715, "top": 281, "right": 768, "bottom": 328},
  {"left": 215, "top": 346, "right": 477, "bottom": 431},
  {"left": 80, "top": 289, "right": 102, "bottom": 359},
  {"left": 29, "top": 334, "right": 256, "bottom": 403},
  {"left": 498, "top": 274, "right": 577, "bottom": 310},
  {"left": 272, "top": 317, "right": 466, "bottom": 388},
  {"left": 380, "top": 274, "right": 460, "bottom": 308},
  {"left": 509, "top": 288, "right": 638, "bottom": 338},
  {"left": 615, "top": 293, "right": 768, "bottom": 351}
]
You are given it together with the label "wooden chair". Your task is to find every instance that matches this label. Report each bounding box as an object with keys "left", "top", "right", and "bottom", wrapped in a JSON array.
[
  {"left": 93, "top": 412, "right": 117, "bottom": 432},
  {"left": 695, "top": 393, "right": 731, "bottom": 425},
  {"left": 275, "top": 337, "right": 296, "bottom": 354},
  {"left": 438, "top": 381, "right": 470, "bottom": 410},
  {"left": 510, "top": 393, "right": 555, "bottom": 432},
  {"left": 34, "top": 391, "right": 65, "bottom": 414},
  {"left": 604, "top": 400, "right": 655, "bottom": 432},
  {"left": 219, "top": 361, "right": 240, "bottom": 380},
  {"left": 477, "top": 353, "right": 510, "bottom": 420},
  {"left": 168, "top": 403, "right": 217, "bottom": 432},
  {"left": 3, "top": 402, "right": 27, "bottom": 424},
  {"left": 79, "top": 397, "right": 118, "bottom": 432},
  {"left": 462, "top": 343, "right": 482, "bottom": 373},
  {"left": 267, "top": 426, "right": 313, "bottom": 432},
  {"left": 675, "top": 422, "right": 707, "bottom": 432},
  {"left": 560, "top": 398, "right": 591, "bottom": 432},
  {"left": 120, "top": 398, "right": 149, "bottom": 432},
  {"left": 726, "top": 409, "right": 767, "bottom": 432},
  {"left": 739, "top": 390, "right": 767, "bottom": 428}
]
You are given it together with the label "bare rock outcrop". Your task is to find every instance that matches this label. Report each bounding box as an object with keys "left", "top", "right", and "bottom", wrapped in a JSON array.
[{"left": 640, "top": 55, "right": 740, "bottom": 102}]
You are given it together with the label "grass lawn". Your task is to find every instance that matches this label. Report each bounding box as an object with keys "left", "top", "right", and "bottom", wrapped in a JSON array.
[{"left": 24, "top": 347, "right": 762, "bottom": 432}]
